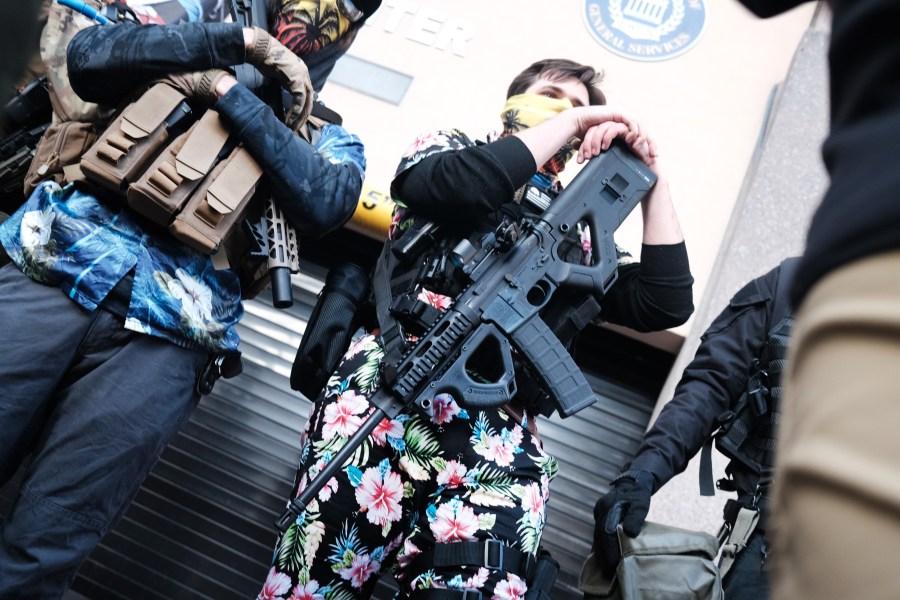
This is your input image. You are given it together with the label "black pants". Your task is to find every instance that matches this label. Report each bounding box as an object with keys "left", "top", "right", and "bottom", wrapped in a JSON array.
[
  {"left": 0, "top": 264, "right": 208, "bottom": 599},
  {"left": 722, "top": 529, "right": 770, "bottom": 600}
]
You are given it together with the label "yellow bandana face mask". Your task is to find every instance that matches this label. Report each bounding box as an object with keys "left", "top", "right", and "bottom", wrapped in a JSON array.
[{"left": 500, "top": 93, "right": 577, "bottom": 176}]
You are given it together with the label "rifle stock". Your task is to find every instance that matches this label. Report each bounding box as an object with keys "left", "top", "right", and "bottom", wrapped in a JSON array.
[
  {"left": 275, "top": 142, "right": 655, "bottom": 532},
  {"left": 541, "top": 140, "right": 657, "bottom": 298}
]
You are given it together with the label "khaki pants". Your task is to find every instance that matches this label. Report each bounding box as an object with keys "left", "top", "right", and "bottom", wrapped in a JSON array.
[{"left": 772, "top": 251, "right": 900, "bottom": 599}]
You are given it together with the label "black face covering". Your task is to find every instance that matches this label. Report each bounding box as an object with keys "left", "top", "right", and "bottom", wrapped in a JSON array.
[{"left": 736, "top": 0, "right": 813, "bottom": 18}]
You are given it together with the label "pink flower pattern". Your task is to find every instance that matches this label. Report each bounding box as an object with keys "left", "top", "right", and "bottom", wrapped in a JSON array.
[
  {"left": 430, "top": 394, "right": 462, "bottom": 425},
  {"left": 372, "top": 417, "right": 404, "bottom": 446},
  {"left": 464, "top": 567, "right": 491, "bottom": 590},
  {"left": 296, "top": 465, "right": 342, "bottom": 503},
  {"left": 289, "top": 580, "right": 325, "bottom": 600},
  {"left": 579, "top": 224, "right": 593, "bottom": 266},
  {"left": 484, "top": 435, "right": 516, "bottom": 467},
  {"left": 395, "top": 539, "right": 423, "bottom": 572},
  {"left": 402, "top": 132, "right": 449, "bottom": 157},
  {"left": 322, "top": 390, "right": 368, "bottom": 440},
  {"left": 344, "top": 334, "right": 373, "bottom": 360},
  {"left": 258, "top": 567, "right": 292, "bottom": 600},
  {"left": 339, "top": 553, "right": 381, "bottom": 588},
  {"left": 355, "top": 467, "right": 404, "bottom": 527},
  {"left": 417, "top": 287, "right": 452, "bottom": 311},
  {"left": 436, "top": 460, "right": 472, "bottom": 488},
  {"left": 507, "top": 426, "right": 524, "bottom": 448},
  {"left": 431, "top": 500, "right": 479, "bottom": 543},
  {"left": 317, "top": 475, "right": 338, "bottom": 502},
  {"left": 492, "top": 573, "right": 528, "bottom": 600},
  {"left": 520, "top": 482, "right": 545, "bottom": 528}
]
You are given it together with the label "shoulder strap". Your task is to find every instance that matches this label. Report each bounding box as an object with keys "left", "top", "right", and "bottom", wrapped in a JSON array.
[
  {"left": 231, "top": 0, "right": 269, "bottom": 28},
  {"left": 311, "top": 101, "right": 343, "bottom": 126},
  {"left": 373, "top": 242, "right": 407, "bottom": 380},
  {"left": 768, "top": 257, "right": 798, "bottom": 334}
]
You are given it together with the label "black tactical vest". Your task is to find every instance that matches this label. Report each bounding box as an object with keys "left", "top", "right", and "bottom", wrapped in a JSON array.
[
  {"left": 698, "top": 258, "right": 798, "bottom": 502},
  {"left": 715, "top": 313, "right": 794, "bottom": 496}
]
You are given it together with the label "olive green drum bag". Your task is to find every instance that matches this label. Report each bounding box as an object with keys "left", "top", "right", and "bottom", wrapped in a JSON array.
[{"left": 579, "top": 521, "right": 724, "bottom": 600}]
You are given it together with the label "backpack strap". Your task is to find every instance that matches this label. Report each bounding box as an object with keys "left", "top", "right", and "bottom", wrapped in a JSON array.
[
  {"left": 769, "top": 257, "right": 798, "bottom": 331},
  {"left": 407, "top": 542, "right": 560, "bottom": 600},
  {"left": 408, "top": 540, "right": 536, "bottom": 580},
  {"left": 373, "top": 241, "right": 406, "bottom": 379},
  {"left": 374, "top": 218, "right": 456, "bottom": 382},
  {"left": 717, "top": 506, "right": 761, "bottom": 578},
  {"left": 231, "top": 0, "right": 271, "bottom": 90},
  {"left": 311, "top": 100, "right": 342, "bottom": 126}
]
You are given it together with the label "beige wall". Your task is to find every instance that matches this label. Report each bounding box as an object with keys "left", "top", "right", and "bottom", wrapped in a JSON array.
[{"left": 320, "top": 0, "right": 818, "bottom": 340}]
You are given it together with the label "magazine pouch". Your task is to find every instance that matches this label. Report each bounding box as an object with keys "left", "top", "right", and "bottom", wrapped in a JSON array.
[
  {"left": 126, "top": 108, "right": 231, "bottom": 225},
  {"left": 168, "top": 144, "right": 264, "bottom": 254},
  {"left": 81, "top": 83, "right": 192, "bottom": 196},
  {"left": 23, "top": 120, "right": 97, "bottom": 197}
]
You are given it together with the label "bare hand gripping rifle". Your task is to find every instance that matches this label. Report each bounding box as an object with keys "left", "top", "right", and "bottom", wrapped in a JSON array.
[{"left": 276, "top": 141, "right": 656, "bottom": 532}]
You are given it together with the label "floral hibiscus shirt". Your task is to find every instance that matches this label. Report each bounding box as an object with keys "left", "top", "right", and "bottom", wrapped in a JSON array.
[
  {"left": 0, "top": 118, "right": 366, "bottom": 354},
  {"left": 260, "top": 331, "right": 558, "bottom": 599},
  {"left": 1, "top": 181, "right": 244, "bottom": 353}
]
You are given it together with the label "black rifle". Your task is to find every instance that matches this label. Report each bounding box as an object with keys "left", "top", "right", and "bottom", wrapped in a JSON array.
[
  {"left": 0, "top": 123, "right": 48, "bottom": 213},
  {"left": 275, "top": 141, "right": 656, "bottom": 532},
  {"left": 230, "top": 0, "right": 300, "bottom": 309},
  {"left": 3, "top": 76, "right": 51, "bottom": 130},
  {"left": 0, "top": 76, "right": 52, "bottom": 213}
]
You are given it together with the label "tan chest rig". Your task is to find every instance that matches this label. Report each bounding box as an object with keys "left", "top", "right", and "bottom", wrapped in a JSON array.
[{"left": 34, "top": 80, "right": 325, "bottom": 305}]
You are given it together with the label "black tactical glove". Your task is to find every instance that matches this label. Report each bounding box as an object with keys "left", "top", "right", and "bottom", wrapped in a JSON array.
[{"left": 592, "top": 470, "right": 655, "bottom": 576}]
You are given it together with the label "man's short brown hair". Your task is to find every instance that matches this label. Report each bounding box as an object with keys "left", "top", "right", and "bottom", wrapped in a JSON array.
[{"left": 506, "top": 58, "right": 606, "bottom": 106}]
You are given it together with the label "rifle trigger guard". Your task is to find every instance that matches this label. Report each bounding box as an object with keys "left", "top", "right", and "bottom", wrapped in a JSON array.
[{"left": 416, "top": 323, "right": 517, "bottom": 410}]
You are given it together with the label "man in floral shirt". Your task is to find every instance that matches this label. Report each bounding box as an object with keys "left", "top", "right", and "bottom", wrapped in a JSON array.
[
  {"left": 259, "top": 59, "right": 694, "bottom": 599},
  {"left": 0, "top": 0, "right": 379, "bottom": 596}
]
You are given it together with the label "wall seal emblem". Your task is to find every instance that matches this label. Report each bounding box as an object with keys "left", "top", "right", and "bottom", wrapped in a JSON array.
[{"left": 583, "top": 0, "right": 707, "bottom": 62}]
